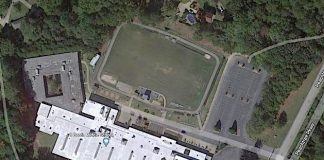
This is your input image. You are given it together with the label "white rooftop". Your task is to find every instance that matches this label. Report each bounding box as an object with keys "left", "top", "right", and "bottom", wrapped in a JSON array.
[{"left": 35, "top": 100, "right": 208, "bottom": 160}]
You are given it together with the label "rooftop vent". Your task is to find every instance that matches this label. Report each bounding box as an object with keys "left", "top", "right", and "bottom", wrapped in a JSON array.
[
  {"left": 153, "top": 147, "right": 160, "bottom": 154},
  {"left": 122, "top": 138, "right": 128, "bottom": 145}
]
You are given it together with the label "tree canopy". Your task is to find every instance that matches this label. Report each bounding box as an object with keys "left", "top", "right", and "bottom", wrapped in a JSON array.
[{"left": 0, "top": 0, "right": 10, "bottom": 14}]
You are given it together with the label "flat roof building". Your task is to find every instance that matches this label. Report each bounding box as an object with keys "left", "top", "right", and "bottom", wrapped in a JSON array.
[
  {"left": 35, "top": 100, "right": 210, "bottom": 160},
  {"left": 23, "top": 52, "right": 85, "bottom": 113}
]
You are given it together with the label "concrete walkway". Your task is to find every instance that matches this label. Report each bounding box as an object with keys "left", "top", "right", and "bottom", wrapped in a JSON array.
[
  {"left": 0, "top": 0, "right": 32, "bottom": 27},
  {"left": 0, "top": 62, "right": 20, "bottom": 160},
  {"left": 0, "top": 2, "right": 14, "bottom": 27},
  {"left": 14, "top": 0, "right": 31, "bottom": 9},
  {"left": 81, "top": 60, "right": 92, "bottom": 94}
]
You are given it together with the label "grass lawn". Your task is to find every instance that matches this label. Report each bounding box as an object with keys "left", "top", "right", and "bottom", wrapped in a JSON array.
[
  {"left": 249, "top": 62, "right": 323, "bottom": 147},
  {"left": 130, "top": 99, "right": 163, "bottom": 117},
  {"left": 200, "top": 56, "right": 226, "bottom": 125},
  {"left": 9, "top": 3, "right": 29, "bottom": 21},
  {"left": 33, "top": 132, "right": 58, "bottom": 158},
  {"left": 166, "top": 111, "right": 199, "bottom": 127},
  {"left": 43, "top": 74, "right": 63, "bottom": 97},
  {"left": 102, "top": 24, "right": 217, "bottom": 111}
]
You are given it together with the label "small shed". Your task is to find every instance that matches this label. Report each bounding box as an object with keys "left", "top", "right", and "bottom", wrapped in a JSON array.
[{"left": 90, "top": 53, "right": 101, "bottom": 67}]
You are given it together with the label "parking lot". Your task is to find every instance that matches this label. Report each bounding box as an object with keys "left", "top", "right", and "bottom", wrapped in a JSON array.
[{"left": 204, "top": 55, "right": 267, "bottom": 143}]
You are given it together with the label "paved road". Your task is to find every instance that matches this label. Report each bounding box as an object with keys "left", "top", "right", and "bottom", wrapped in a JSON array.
[
  {"left": 290, "top": 93, "right": 324, "bottom": 160},
  {"left": 0, "top": 0, "right": 32, "bottom": 26},
  {"left": 0, "top": 63, "right": 20, "bottom": 160},
  {"left": 276, "top": 63, "right": 324, "bottom": 160},
  {"left": 14, "top": 0, "right": 31, "bottom": 9},
  {"left": 119, "top": 103, "right": 276, "bottom": 159},
  {"left": 248, "top": 34, "right": 324, "bottom": 62}
]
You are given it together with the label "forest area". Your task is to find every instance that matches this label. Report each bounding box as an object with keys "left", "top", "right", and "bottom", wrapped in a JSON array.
[{"left": 0, "top": 0, "right": 324, "bottom": 159}]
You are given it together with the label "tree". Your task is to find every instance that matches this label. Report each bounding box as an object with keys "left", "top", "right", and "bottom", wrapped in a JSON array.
[
  {"left": 93, "top": 2, "right": 138, "bottom": 26},
  {"left": 161, "top": 0, "right": 179, "bottom": 20},
  {"left": 1, "top": 24, "right": 24, "bottom": 47},
  {"left": 0, "top": 110, "right": 28, "bottom": 159},
  {"left": 278, "top": 111, "right": 288, "bottom": 127},
  {"left": 37, "top": 0, "right": 63, "bottom": 15},
  {"left": 0, "top": 37, "right": 15, "bottom": 58},
  {"left": 214, "top": 120, "right": 221, "bottom": 132},
  {"left": 229, "top": 120, "right": 238, "bottom": 135},
  {"left": 36, "top": 147, "right": 66, "bottom": 160},
  {"left": 0, "top": 0, "right": 10, "bottom": 14},
  {"left": 1, "top": 57, "right": 23, "bottom": 106},
  {"left": 254, "top": 139, "right": 263, "bottom": 148},
  {"left": 240, "top": 149, "right": 259, "bottom": 160},
  {"left": 72, "top": 0, "right": 106, "bottom": 14}
]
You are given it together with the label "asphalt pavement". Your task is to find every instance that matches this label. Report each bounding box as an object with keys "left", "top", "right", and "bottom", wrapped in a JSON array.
[{"left": 204, "top": 55, "right": 267, "bottom": 145}]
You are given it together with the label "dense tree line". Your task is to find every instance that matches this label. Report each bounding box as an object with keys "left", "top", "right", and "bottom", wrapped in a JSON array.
[
  {"left": 136, "top": 0, "right": 179, "bottom": 25},
  {"left": 17, "top": 0, "right": 137, "bottom": 59},
  {"left": 240, "top": 149, "right": 259, "bottom": 160},
  {"left": 0, "top": 0, "right": 11, "bottom": 15},
  {"left": 0, "top": 109, "right": 29, "bottom": 159},
  {"left": 248, "top": 43, "right": 321, "bottom": 133}
]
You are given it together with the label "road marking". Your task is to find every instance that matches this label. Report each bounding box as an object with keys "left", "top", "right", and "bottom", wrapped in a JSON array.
[
  {"left": 294, "top": 123, "right": 315, "bottom": 156},
  {"left": 314, "top": 70, "right": 324, "bottom": 88}
]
